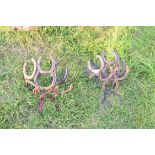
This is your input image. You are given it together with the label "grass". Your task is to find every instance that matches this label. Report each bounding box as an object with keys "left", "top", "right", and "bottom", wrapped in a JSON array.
[{"left": 0, "top": 26, "right": 155, "bottom": 128}]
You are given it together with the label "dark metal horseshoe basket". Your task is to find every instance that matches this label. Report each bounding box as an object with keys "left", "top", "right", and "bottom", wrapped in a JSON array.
[{"left": 87, "top": 51, "right": 130, "bottom": 105}]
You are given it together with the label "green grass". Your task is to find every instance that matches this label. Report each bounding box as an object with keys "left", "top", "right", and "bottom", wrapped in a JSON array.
[{"left": 0, "top": 26, "right": 155, "bottom": 128}]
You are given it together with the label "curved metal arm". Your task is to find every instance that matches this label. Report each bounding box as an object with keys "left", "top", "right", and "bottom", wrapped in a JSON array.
[
  {"left": 37, "top": 56, "right": 56, "bottom": 75},
  {"left": 101, "top": 51, "right": 120, "bottom": 65},
  {"left": 115, "top": 64, "right": 130, "bottom": 81},
  {"left": 56, "top": 67, "right": 69, "bottom": 83},
  {"left": 23, "top": 58, "right": 37, "bottom": 80},
  {"left": 87, "top": 54, "right": 105, "bottom": 76},
  {"left": 99, "top": 64, "right": 114, "bottom": 82}
]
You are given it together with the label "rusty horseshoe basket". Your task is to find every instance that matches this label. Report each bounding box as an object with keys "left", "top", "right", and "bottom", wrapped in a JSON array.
[{"left": 23, "top": 57, "right": 73, "bottom": 112}]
